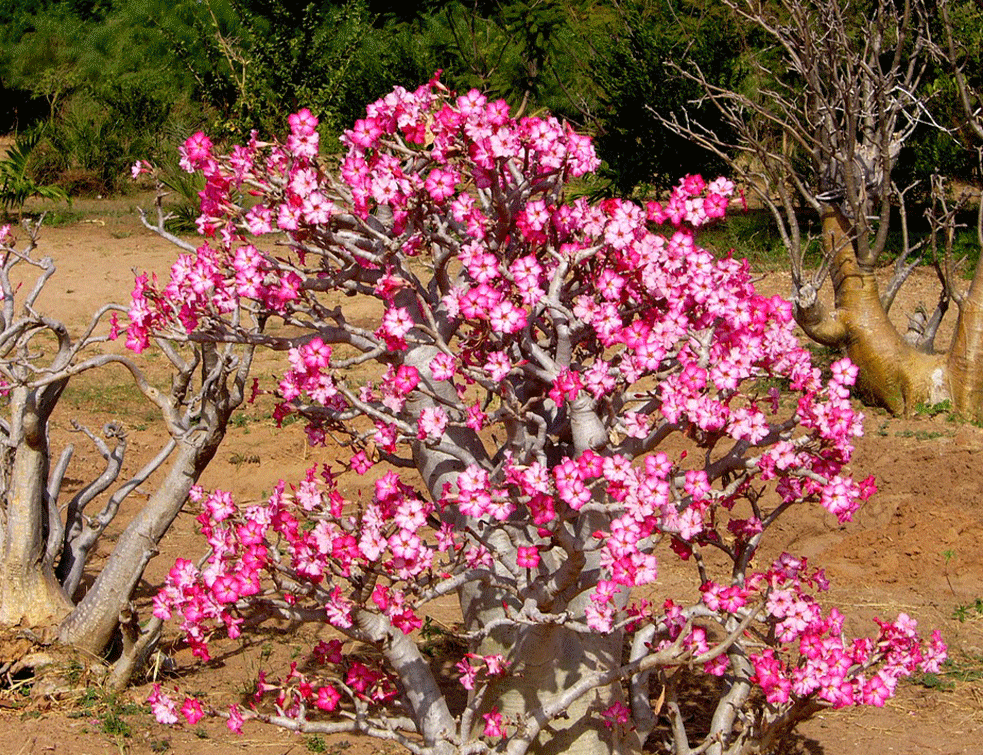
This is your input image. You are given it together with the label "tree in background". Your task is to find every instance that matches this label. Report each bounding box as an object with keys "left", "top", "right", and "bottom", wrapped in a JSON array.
[
  {"left": 0, "top": 0, "right": 737, "bottom": 199},
  {"left": 588, "top": 0, "right": 740, "bottom": 195},
  {"left": 0, "top": 0, "right": 190, "bottom": 194},
  {"left": 155, "top": 0, "right": 424, "bottom": 139},
  {"left": 0, "top": 0, "right": 433, "bottom": 192},
  {"left": 662, "top": 0, "right": 983, "bottom": 417},
  {"left": 391, "top": 0, "right": 603, "bottom": 128}
]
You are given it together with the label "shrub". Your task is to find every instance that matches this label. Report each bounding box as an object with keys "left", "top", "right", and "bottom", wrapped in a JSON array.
[{"left": 138, "top": 78, "right": 945, "bottom": 755}]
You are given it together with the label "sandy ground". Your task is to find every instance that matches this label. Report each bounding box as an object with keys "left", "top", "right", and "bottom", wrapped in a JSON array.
[{"left": 0, "top": 195, "right": 980, "bottom": 754}]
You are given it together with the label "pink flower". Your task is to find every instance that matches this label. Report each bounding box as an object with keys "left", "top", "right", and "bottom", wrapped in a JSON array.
[
  {"left": 417, "top": 406, "right": 448, "bottom": 441},
  {"left": 516, "top": 545, "right": 540, "bottom": 569},
  {"left": 482, "top": 707, "right": 505, "bottom": 738},
  {"left": 465, "top": 403, "right": 486, "bottom": 430},
  {"left": 429, "top": 352, "right": 456, "bottom": 380},
  {"left": 316, "top": 685, "right": 342, "bottom": 711},
  {"left": 919, "top": 629, "right": 947, "bottom": 673},
  {"left": 288, "top": 108, "right": 319, "bottom": 136},
  {"left": 134, "top": 75, "right": 950, "bottom": 747},
  {"left": 600, "top": 701, "right": 630, "bottom": 729},
  {"left": 830, "top": 357, "right": 859, "bottom": 386},
  {"left": 181, "top": 697, "right": 204, "bottom": 725},
  {"left": 211, "top": 575, "right": 240, "bottom": 604},
  {"left": 456, "top": 657, "right": 479, "bottom": 690},
  {"left": 484, "top": 351, "right": 512, "bottom": 382},
  {"left": 424, "top": 168, "right": 458, "bottom": 201},
  {"left": 489, "top": 300, "right": 527, "bottom": 334},
  {"left": 227, "top": 703, "right": 244, "bottom": 734},
  {"left": 131, "top": 160, "right": 152, "bottom": 179},
  {"left": 549, "top": 368, "right": 582, "bottom": 406},
  {"left": 148, "top": 685, "right": 179, "bottom": 725},
  {"left": 347, "top": 117, "right": 383, "bottom": 148},
  {"left": 393, "top": 364, "right": 420, "bottom": 394},
  {"left": 245, "top": 205, "right": 274, "bottom": 235},
  {"left": 861, "top": 671, "right": 892, "bottom": 707},
  {"left": 483, "top": 654, "right": 509, "bottom": 675},
  {"left": 350, "top": 451, "right": 373, "bottom": 475},
  {"left": 680, "top": 173, "right": 706, "bottom": 197},
  {"left": 179, "top": 132, "right": 213, "bottom": 172}
]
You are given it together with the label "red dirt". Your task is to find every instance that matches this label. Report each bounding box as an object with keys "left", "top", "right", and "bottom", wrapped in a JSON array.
[{"left": 0, "top": 196, "right": 980, "bottom": 754}]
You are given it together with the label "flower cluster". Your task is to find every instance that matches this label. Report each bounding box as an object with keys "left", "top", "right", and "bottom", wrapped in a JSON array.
[{"left": 745, "top": 554, "right": 946, "bottom": 710}]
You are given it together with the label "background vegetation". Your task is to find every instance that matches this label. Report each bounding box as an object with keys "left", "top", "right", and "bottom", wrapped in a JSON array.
[{"left": 1, "top": 0, "right": 981, "bottom": 202}]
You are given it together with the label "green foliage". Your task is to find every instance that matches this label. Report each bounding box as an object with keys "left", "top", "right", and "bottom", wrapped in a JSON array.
[
  {"left": 4, "top": 0, "right": 982, "bottom": 205},
  {"left": 697, "top": 210, "right": 788, "bottom": 268},
  {"left": 148, "top": 0, "right": 428, "bottom": 143},
  {"left": 398, "top": 0, "right": 601, "bottom": 127},
  {"left": 696, "top": 209, "right": 831, "bottom": 275},
  {"left": 156, "top": 154, "right": 207, "bottom": 232},
  {"left": 62, "top": 369, "right": 158, "bottom": 429},
  {"left": 915, "top": 399, "right": 954, "bottom": 418},
  {"left": 0, "top": 5, "right": 87, "bottom": 115},
  {"left": 0, "top": 0, "right": 193, "bottom": 194},
  {"left": 36, "top": 79, "right": 176, "bottom": 195},
  {"left": 589, "top": 0, "right": 740, "bottom": 194},
  {"left": 99, "top": 710, "right": 132, "bottom": 739},
  {"left": 893, "top": 1, "right": 983, "bottom": 190},
  {"left": 952, "top": 597, "right": 983, "bottom": 623},
  {"left": 0, "top": 126, "right": 68, "bottom": 214},
  {"left": 895, "top": 428, "right": 949, "bottom": 440},
  {"left": 912, "top": 654, "right": 983, "bottom": 690},
  {"left": 68, "top": 686, "right": 148, "bottom": 747}
]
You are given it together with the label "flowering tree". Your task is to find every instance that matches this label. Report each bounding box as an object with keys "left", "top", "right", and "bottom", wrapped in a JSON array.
[{"left": 139, "top": 78, "right": 945, "bottom": 755}]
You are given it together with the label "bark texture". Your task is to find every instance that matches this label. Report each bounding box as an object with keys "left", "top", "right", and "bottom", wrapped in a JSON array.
[
  {"left": 0, "top": 384, "right": 73, "bottom": 628},
  {"left": 57, "top": 442, "right": 219, "bottom": 653},
  {"left": 457, "top": 514, "right": 640, "bottom": 755},
  {"left": 469, "top": 604, "right": 640, "bottom": 755},
  {"left": 946, "top": 257, "right": 983, "bottom": 421},
  {"left": 59, "top": 344, "right": 250, "bottom": 654},
  {"left": 409, "top": 359, "right": 638, "bottom": 754}
]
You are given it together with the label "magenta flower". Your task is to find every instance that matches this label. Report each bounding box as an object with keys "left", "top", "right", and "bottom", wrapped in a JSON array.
[
  {"left": 315, "top": 685, "right": 341, "bottom": 712},
  {"left": 181, "top": 697, "right": 204, "bottom": 725},
  {"left": 482, "top": 707, "right": 505, "bottom": 738}
]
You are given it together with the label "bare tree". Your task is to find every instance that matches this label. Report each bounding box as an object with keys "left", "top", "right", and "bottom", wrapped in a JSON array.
[
  {"left": 0, "top": 216, "right": 252, "bottom": 686},
  {"left": 662, "top": 0, "right": 983, "bottom": 416}
]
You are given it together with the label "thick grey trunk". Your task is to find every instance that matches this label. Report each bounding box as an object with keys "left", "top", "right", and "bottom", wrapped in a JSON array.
[
  {"left": 459, "top": 513, "right": 640, "bottom": 755},
  {"left": 480, "top": 622, "right": 639, "bottom": 755},
  {"left": 59, "top": 342, "right": 251, "bottom": 656},
  {"left": 403, "top": 342, "right": 638, "bottom": 754}
]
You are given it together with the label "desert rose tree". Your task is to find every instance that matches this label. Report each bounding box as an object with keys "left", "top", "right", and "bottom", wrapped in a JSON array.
[{"left": 137, "top": 79, "right": 945, "bottom": 755}]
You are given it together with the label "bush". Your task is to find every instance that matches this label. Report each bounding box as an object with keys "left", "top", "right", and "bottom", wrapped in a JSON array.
[
  {"left": 138, "top": 79, "right": 945, "bottom": 755},
  {"left": 0, "top": 126, "right": 68, "bottom": 214}
]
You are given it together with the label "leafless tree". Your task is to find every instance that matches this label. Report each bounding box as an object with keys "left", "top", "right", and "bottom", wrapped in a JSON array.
[{"left": 663, "top": 0, "right": 983, "bottom": 416}]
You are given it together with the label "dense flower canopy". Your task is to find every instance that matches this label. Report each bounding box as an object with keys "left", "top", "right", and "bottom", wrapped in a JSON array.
[{"left": 136, "top": 77, "right": 944, "bottom": 753}]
